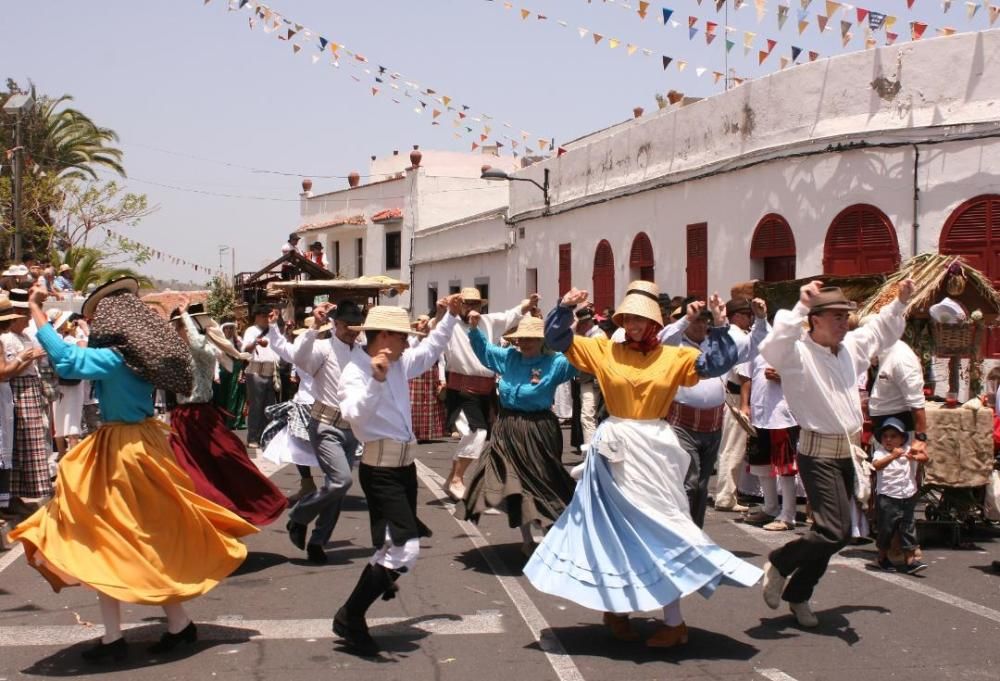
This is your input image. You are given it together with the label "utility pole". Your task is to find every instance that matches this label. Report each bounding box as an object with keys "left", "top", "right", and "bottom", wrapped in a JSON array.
[{"left": 3, "top": 94, "right": 34, "bottom": 264}]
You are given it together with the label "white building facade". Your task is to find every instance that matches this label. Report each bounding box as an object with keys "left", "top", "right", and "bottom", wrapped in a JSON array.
[
  {"left": 500, "top": 29, "right": 1000, "bottom": 359},
  {"left": 296, "top": 149, "right": 517, "bottom": 310}
]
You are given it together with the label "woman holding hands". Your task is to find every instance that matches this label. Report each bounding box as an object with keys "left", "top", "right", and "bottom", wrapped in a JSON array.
[{"left": 523, "top": 282, "right": 762, "bottom": 648}]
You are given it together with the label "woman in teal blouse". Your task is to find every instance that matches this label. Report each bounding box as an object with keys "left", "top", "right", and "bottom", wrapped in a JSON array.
[{"left": 457, "top": 313, "right": 577, "bottom": 557}]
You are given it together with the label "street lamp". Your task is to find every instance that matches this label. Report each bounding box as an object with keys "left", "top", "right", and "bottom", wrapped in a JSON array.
[
  {"left": 218, "top": 245, "right": 235, "bottom": 279},
  {"left": 3, "top": 93, "right": 35, "bottom": 264},
  {"left": 481, "top": 167, "right": 550, "bottom": 208}
]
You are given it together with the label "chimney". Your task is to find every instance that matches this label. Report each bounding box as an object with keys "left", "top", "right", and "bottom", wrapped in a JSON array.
[{"left": 300, "top": 178, "right": 313, "bottom": 196}]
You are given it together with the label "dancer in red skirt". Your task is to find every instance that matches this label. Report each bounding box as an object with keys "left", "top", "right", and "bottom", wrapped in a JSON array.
[{"left": 169, "top": 306, "right": 286, "bottom": 526}]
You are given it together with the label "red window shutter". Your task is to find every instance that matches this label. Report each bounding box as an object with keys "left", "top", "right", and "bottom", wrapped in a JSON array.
[
  {"left": 592, "top": 240, "right": 616, "bottom": 313},
  {"left": 686, "top": 223, "right": 707, "bottom": 299},
  {"left": 823, "top": 204, "right": 899, "bottom": 275},
  {"left": 629, "top": 232, "right": 655, "bottom": 282},
  {"left": 941, "top": 195, "right": 1000, "bottom": 285},
  {"left": 558, "top": 243, "right": 572, "bottom": 297},
  {"left": 750, "top": 214, "right": 796, "bottom": 258}
]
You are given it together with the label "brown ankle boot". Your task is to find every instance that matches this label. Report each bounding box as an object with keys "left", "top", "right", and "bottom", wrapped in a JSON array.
[
  {"left": 646, "top": 622, "right": 688, "bottom": 648},
  {"left": 602, "top": 612, "right": 639, "bottom": 641}
]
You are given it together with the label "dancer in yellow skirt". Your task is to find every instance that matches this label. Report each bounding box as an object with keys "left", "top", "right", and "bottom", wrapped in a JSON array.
[{"left": 10, "top": 279, "right": 257, "bottom": 663}]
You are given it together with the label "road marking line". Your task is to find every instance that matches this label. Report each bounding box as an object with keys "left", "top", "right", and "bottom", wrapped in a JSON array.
[
  {"left": 415, "top": 460, "right": 585, "bottom": 681},
  {"left": 756, "top": 668, "right": 801, "bottom": 681},
  {"left": 0, "top": 543, "right": 23, "bottom": 575},
  {"left": 0, "top": 610, "right": 504, "bottom": 647},
  {"left": 726, "top": 513, "right": 1000, "bottom": 625}
]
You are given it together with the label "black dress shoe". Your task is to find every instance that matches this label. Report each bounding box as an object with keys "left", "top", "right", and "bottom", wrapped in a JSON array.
[
  {"left": 81, "top": 636, "right": 128, "bottom": 663},
  {"left": 306, "top": 543, "right": 328, "bottom": 564},
  {"left": 148, "top": 621, "right": 197, "bottom": 654},
  {"left": 287, "top": 520, "right": 307, "bottom": 550},
  {"left": 333, "top": 607, "right": 380, "bottom": 656}
]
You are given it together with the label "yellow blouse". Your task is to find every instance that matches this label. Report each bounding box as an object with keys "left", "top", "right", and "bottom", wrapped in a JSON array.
[{"left": 566, "top": 336, "right": 701, "bottom": 420}]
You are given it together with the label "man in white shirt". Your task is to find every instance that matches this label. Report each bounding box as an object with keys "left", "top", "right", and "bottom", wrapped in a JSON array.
[
  {"left": 868, "top": 338, "right": 927, "bottom": 442},
  {"left": 659, "top": 296, "right": 767, "bottom": 527},
  {"left": 333, "top": 295, "right": 461, "bottom": 656},
  {"left": 241, "top": 305, "right": 280, "bottom": 448},
  {"left": 759, "top": 279, "right": 914, "bottom": 628},
  {"left": 285, "top": 300, "right": 364, "bottom": 563},
  {"left": 713, "top": 297, "right": 770, "bottom": 511},
  {"left": 440, "top": 287, "right": 536, "bottom": 500},
  {"left": 571, "top": 307, "right": 606, "bottom": 450}
]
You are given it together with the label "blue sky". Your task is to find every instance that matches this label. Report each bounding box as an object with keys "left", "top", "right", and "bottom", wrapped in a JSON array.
[{"left": 2, "top": 0, "right": 985, "bottom": 282}]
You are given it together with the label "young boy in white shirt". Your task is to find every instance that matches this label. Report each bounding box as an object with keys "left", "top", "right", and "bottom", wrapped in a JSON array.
[{"left": 871, "top": 417, "right": 929, "bottom": 574}]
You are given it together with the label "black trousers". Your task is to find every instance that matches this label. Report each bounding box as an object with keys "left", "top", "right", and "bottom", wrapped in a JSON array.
[{"left": 768, "top": 453, "right": 854, "bottom": 603}]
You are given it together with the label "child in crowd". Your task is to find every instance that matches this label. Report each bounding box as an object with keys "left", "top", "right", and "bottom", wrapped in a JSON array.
[{"left": 871, "top": 417, "right": 928, "bottom": 574}]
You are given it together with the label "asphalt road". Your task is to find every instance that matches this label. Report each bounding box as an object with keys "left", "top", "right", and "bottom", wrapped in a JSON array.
[{"left": 2, "top": 433, "right": 1000, "bottom": 681}]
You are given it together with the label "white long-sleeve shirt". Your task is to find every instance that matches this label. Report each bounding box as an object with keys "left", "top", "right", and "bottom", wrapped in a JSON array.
[
  {"left": 242, "top": 325, "right": 279, "bottom": 364},
  {"left": 267, "top": 326, "right": 315, "bottom": 405},
  {"left": 868, "top": 340, "right": 925, "bottom": 417},
  {"left": 742, "top": 354, "right": 797, "bottom": 430},
  {"left": 340, "top": 313, "right": 458, "bottom": 443},
  {"left": 292, "top": 328, "right": 360, "bottom": 408},
  {"left": 759, "top": 299, "right": 906, "bottom": 435},
  {"left": 442, "top": 305, "right": 524, "bottom": 378}
]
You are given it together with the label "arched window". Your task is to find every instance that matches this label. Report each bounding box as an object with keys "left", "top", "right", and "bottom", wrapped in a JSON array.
[
  {"left": 750, "top": 213, "right": 796, "bottom": 282},
  {"left": 823, "top": 204, "right": 900, "bottom": 275},
  {"left": 592, "top": 240, "right": 616, "bottom": 314},
  {"left": 940, "top": 195, "right": 1000, "bottom": 286},
  {"left": 629, "top": 232, "right": 655, "bottom": 282}
]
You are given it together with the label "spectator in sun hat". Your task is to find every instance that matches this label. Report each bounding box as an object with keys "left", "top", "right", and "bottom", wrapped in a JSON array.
[
  {"left": 306, "top": 241, "right": 326, "bottom": 270},
  {"left": 53, "top": 264, "right": 75, "bottom": 294}
]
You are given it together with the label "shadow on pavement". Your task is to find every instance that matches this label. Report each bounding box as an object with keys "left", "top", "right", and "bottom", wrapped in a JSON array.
[
  {"left": 19, "top": 623, "right": 260, "bottom": 677},
  {"left": 745, "top": 604, "right": 890, "bottom": 646},
  {"left": 451, "top": 543, "right": 526, "bottom": 577},
  {"left": 527, "top": 622, "right": 759, "bottom": 664},
  {"left": 231, "top": 550, "right": 289, "bottom": 576},
  {"left": 331, "top": 613, "right": 459, "bottom": 661}
]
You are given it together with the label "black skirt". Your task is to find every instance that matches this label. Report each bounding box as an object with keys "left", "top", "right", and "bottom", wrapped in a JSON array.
[
  {"left": 359, "top": 463, "right": 432, "bottom": 547},
  {"left": 458, "top": 408, "right": 575, "bottom": 529}
]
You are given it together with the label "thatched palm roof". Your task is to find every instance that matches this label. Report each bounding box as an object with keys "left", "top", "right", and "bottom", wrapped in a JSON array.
[{"left": 857, "top": 253, "right": 1000, "bottom": 319}]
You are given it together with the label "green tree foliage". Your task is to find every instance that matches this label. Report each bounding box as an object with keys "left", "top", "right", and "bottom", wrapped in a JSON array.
[{"left": 205, "top": 275, "right": 239, "bottom": 321}]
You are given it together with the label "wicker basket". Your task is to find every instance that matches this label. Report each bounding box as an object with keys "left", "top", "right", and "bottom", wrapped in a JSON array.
[{"left": 931, "top": 321, "right": 985, "bottom": 358}]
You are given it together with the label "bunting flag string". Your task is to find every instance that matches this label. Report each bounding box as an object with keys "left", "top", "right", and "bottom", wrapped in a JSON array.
[
  {"left": 102, "top": 227, "right": 222, "bottom": 276},
  {"left": 207, "top": 1, "right": 547, "bottom": 155}
]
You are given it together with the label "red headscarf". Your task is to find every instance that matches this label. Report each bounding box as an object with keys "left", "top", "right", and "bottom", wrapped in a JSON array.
[{"left": 624, "top": 321, "right": 662, "bottom": 354}]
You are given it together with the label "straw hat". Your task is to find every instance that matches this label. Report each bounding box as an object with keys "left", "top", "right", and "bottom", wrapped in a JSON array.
[
  {"left": 460, "top": 287, "right": 487, "bottom": 305},
  {"left": 503, "top": 316, "right": 544, "bottom": 340},
  {"left": 293, "top": 317, "right": 332, "bottom": 336},
  {"left": 0, "top": 296, "right": 25, "bottom": 322},
  {"left": 351, "top": 306, "right": 424, "bottom": 337},
  {"left": 46, "top": 308, "right": 75, "bottom": 331},
  {"left": 58, "top": 263, "right": 72, "bottom": 273},
  {"left": 612, "top": 280, "right": 663, "bottom": 327}
]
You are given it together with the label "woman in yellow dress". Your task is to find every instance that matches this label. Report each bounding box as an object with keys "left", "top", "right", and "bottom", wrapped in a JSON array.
[
  {"left": 524, "top": 282, "right": 762, "bottom": 648},
  {"left": 10, "top": 280, "right": 257, "bottom": 663}
]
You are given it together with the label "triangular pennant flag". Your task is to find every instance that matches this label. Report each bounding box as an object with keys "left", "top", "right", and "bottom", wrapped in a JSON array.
[
  {"left": 826, "top": 0, "right": 842, "bottom": 15},
  {"left": 578, "top": 27, "right": 589, "bottom": 38},
  {"left": 627, "top": 43, "right": 638, "bottom": 55},
  {"left": 662, "top": 55, "right": 673, "bottom": 69},
  {"left": 689, "top": 15, "right": 698, "bottom": 27},
  {"left": 689, "top": 26, "right": 699, "bottom": 39},
  {"left": 662, "top": 8, "right": 674, "bottom": 23},
  {"left": 593, "top": 32, "right": 604, "bottom": 43},
  {"left": 755, "top": 0, "right": 767, "bottom": 21},
  {"left": 471, "top": 143, "right": 479, "bottom": 151},
  {"left": 677, "top": 60, "right": 687, "bottom": 72},
  {"left": 536, "top": 14, "right": 547, "bottom": 20},
  {"left": 292, "top": 43, "right": 301, "bottom": 53},
  {"left": 967, "top": 2, "right": 980, "bottom": 20},
  {"left": 538, "top": 138, "right": 549, "bottom": 151},
  {"left": 777, "top": 4, "right": 790, "bottom": 29},
  {"left": 318, "top": 37, "right": 328, "bottom": 50},
  {"left": 707, "top": 32, "right": 717, "bottom": 44},
  {"left": 906, "top": 0, "right": 915, "bottom": 7},
  {"left": 798, "top": 19, "right": 809, "bottom": 33},
  {"left": 855, "top": 7, "right": 868, "bottom": 23},
  {"left": 801, "top": 0, "right": 813, "bottom": 8},
  {"left": 911, "top": 21, "right": 927, "bottom": 40},
  {"left": 432, "top": 109, "right": 441, "bottom": 118},
  {"left": 520, "top": 8, "right": 530, "bottom": 19},
  {"left": 759, "top": 49, "right": 770, "bottom": 64},
  {"left": 443, "top": 95, "right": 452, "bottom": 106},
  {"left": 818, "top": 14, "right": 829, "bottom": 31},
  {"left": 480, "top": 134, "right": 488, "bottom": 142},
  {"left": 696, "top": 66, "right": 707, "bottom": 77},
  {"left": 713, "top": 71, "right": 724, "bottom": 83},
  {"left": 780, "top": 56, "right": 790, "bottom": 69},
  {"left": 639, "top": 0, "right": 650, "bottom": 17},
  {"left": 667, "top": 90, "right": 684, "bottom": 104},
  {"left": 725, "top": 38, "right": 735, "bottom": 51},
  {"left": 716, "top": 0, "right": 726, "bottom": 10},
  {"left": 938, "top": 26, "right": 957, "bottom": 36},
  {"left": 791, "top": 45, "right": 803, "bottom": 60},
  {"left": 943, "top": 0, "right": 952, "bottom": 11},
  {"left": 991, "top": 6, "right": 1000, "bottom": 25},
  {"left": 744, "top": 31, "right": 755, "bottom": 55},
  {"left": 884, "top": 16, "right": 896, "bottom": 30},
  {"left": 609, "top": 38, "right": 620, "bottom": 48},
  {"left": 841, "top": 19, "right": 851, "bottom": 36},
  {"left": 767, "top": 38, "right": 777, "bottom": 52},
  {"left": 869, "top": 11, "right": 887, "bottom": 30}
]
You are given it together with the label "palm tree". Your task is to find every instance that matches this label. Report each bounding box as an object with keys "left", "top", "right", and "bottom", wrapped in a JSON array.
[{"left": 30, "top": 90, "right": 126, "bottom": 181}]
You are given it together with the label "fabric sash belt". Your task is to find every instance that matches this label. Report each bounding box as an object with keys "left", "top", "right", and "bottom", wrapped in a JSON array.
[
  {"left": 798, "top": 429, "right": 861, "bottom": 459},
  {"left": 309, "top": 401, "right": 350, "bottom": 429},
  {"left": 666, "top": 402, "right": 724, "bottom": 433},
  {"left": 247, "top": 360, "right": 276, "bottom": 377},
  {"left": 446, "top": 371, "right": 495, "bottom": 396},
  {"left": 360, "top": 439, "right": 415, "bottom": 468}
]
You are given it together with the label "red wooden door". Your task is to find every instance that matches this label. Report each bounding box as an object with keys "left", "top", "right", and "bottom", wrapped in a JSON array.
[
  {"left": 629, "top": 232, "right": 655, "bottom": 282},
  {"left": 751, "top": 214, "right": 797, "bottom": 282},
  {"left": 592, "top": 240, "right": 615, "bottom": 313},
  {"left": 686, "top": 223, "right": 707, "bottom": 298},
  {"left": 823, "top": 204, "right": 900, "bottom": 275},
  {"left": 558, "top": 243, "right": 572, "bottom": 297}
]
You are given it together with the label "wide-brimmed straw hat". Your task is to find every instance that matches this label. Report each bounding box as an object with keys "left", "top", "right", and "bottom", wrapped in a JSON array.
[
  {"left": 0, "top": 296, "right": 25, "bottom": 322},
  {"left": 612, "top": 280, "right": 663, "bottom": 327},
  {"left": 503, "top": 316, "right": 544, "bottom": 340},
  {"left": 1, "top": 264, "right": 28, "bottom": 278},
  {"left": 351, "top": 306, "right": 424, "bottom": 337},
  {"left": 808, "top": 286, "right": 858, "bottom": 313},
  {"left": 293, "top": 317, "right": 332, "bottom": 336},
  {"left": 46, "top": 308, "right": 75, "bottom": 331},
  {"left": 82, "top": 277, "right": 140, "bottom": 319},
  {"left": 460, "top": 287, "right": 488, "bottom": 305}
]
